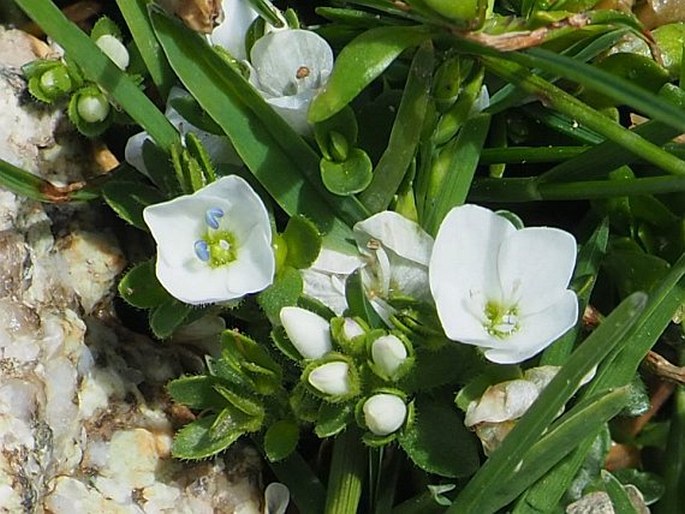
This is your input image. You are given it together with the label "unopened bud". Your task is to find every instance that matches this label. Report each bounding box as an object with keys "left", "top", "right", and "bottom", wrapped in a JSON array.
[
  {"left": 308, "top": 361, "right": 351, "bottom": 396},
  {"left": 96, "top": 34, "right": 130, "bottom": 70},
  {"left": 280, "top": 307, "right": 332, "bottom": 359},
  {"left": 371, "top": 335, "right": 407, "bottom": 379},
  {"left": 363, "top": 394, "right": 407, "bottom": 436}
]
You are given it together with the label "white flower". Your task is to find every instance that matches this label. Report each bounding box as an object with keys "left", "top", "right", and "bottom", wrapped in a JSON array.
[
  {"left": 210, "top": 0, "right": 259, "bottom": 61},
  {"left": 125, "top": 87, "right": 240, "bottom": 177},
  {"left": 371, "top": 335, "right": 407, "bottom": 379},
  {"left": 263, "top": 482, "right": 290, "bottom": 514},
  {"left": 95, "top": 34, "right": 129, "bottom": 70},
  {"left": 279, "top": 307, "right": 332, "bottom": 359},
  {"left": 143, "top": 175, "right": 274, "bottom": 305},
  {"left": 363, "top": 394, "right": 407, "bottom": 436},
  {"left": 430, "top": 204, "right": 578, "bottom": 364},
  {"left": 301, "top": 211, "right": 434, "bottom": 324},
  {"left": 308, "top": 361, "right": 351, "bottom": 396},
  {"left": 249, "top": 29, "right": 334, "bottom": 134}
]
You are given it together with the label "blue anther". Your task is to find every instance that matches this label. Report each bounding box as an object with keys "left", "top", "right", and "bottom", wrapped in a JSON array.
[
  {"left": 205, "top": 207, "right": 224, "bottom": 229},
  {"left": 194, "top": 240, "right": 210, "bottom": 262}
]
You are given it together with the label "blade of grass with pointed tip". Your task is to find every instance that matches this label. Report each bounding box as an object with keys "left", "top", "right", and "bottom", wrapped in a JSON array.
[
  {"left": 151, "top": 11, "right": 367, "bottom": 244},
  {"left": 115, "top": 0, "right": 175, "bottom": 100},
  {"left": 359, "top": 41, "right": 433, "bottom": 213},
  {"left": 309, "top": 25, "right": 432, "bottom": 123},
  {"left": 513, "top": 255, "right": 685, "bottom": 513},
  {"left": 446, "top": 292, "right": 647, "bottom": 514},
  {"left": 14, "top": 0, "right": 178, "bottom": 151}
]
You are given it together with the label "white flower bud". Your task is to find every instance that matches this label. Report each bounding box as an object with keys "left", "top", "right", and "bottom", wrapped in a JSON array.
[
  {"left": 371, "top": 335, "right": 407, "bottom": 378},
  {"left": 264, "top": 482, "right": 290, "bottom": 514},
  {"left": 280, "top": 307, "right": 332, "bottom": 359},
  {"left": 96, "top": 34, "right": 130, "bottom": 70},
  {"left": 363, "top": 394, "right": 407, "bottom": 436},
  {"left": 342, "top": 318, "right": 365, "bottom": 340},
  {"left": 308, "top": 361, "right": 350, "bottom": 396},
  {"left": 77, "top": 94, "right": 110, "bottom": 123}
]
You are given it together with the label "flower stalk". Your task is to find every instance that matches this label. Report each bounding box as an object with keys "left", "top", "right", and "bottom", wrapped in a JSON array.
[{"left": 324, "top": 427, "right": 366, "bottom": 514}]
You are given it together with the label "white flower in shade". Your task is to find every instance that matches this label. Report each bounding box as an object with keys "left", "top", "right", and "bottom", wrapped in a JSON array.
[
  {"left": 263, "top": 482, "right": 290, "bottom": 514},
  {"left": 249, "top": 29, "right": 334, "bottom": 134},
  {"left": 371, "top": 335, "right": 407, "bottom": 379},
  {"left": 143, "top": 175, "right": 274, "bottom": 305},
  {"left": 210, "top": 0, "right": 259, "bottom": 61},
  {"left": 308, "top": 361, "right": 351, "bottom": 396},
  {"left": 279, "top": 307, "right": 332, "bottom": 359},
  {"left": 301, "top": 211, "right": 434, "bottom": 324},
  {"left": 125, "top": 87, "right": 240, "bottom": 176},
  {"left": 430, "top": 204, "right": 578, "bottom": 364},
  {"left": 363, "top": 394, "right": 407, "bottom": 436}
]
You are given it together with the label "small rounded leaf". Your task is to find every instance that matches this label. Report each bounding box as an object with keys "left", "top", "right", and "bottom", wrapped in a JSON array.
[
  {"left": 320, "top": 148, "right": 373, "bottom": 196},
  {"left": 264, "top": 420, "right": 299, "bottom": 462}
]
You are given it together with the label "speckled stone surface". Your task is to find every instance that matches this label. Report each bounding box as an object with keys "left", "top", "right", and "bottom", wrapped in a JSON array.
[{"left": 0, "top": 27, "right": 263, "bottom": 513}]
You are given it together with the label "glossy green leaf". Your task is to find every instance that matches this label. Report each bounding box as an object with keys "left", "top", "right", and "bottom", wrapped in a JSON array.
[
  {"left": 313, "top": 107, "right": 358, "bottom": 161},
  {"left": 151, "top": 11, "right": 366, "bottom": 245},
  {"left": 282, "top": 216, "right": 322, "bottom": 270},
  {"left": 360, "top": 41, "right": 433, "bottom": 213},
  {"left": 14, "top": 0, "right": 177, "bottom": 151},
  {"left": 603, "top": 471, "right": 639, "bottom": 514},
  {"left": 398, "top": 393, "right": 479, "bottom": 478},
  {"left": 309, "top": 25, "right": 432, "bottom": 122},
  {"left": 118, "top": 259, "right": 169, "bottom": 308},
  {"left": 345, "top": 268, "right": 383, "bottom": 329},
  {"left": 264, "top": 420, "right": 299, "bottom": 462},
  {"left": 320, "top": 149, "right": 373, "bottom": 196},
  {"left": 315, "top": 401, "right": 353, "bottom": 438}
]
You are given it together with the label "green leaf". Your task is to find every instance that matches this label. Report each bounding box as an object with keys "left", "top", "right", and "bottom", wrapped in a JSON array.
[
  {"left": 422, "top": 114, "right": 491, "bottom": 236},
  {"left": 360, "top": 41, "right": 433, "bottom": 213},
  {"left": 447, "top": 293, "right": 647, "bottom": 513},
  {"left": 315, "top": 401, "right": 353, "bottom": 438},
  {"left": 282, "top": 216, "right": 322, "bottom": 270},
  {"left": 313, "top": 106, "right": 358, "bottom": 161},
  {"left": 149, "top": 298, "right": 193, "bottom": 339},
  {"left": 320, "top": 149, "right": 373, "bottom": 196},
  {"left": 171, "top": 413, "right": 244, "bottom": 459},
  {"left": 602, "top": 470, "right": 639, "bottom": 514},
  {"left": 102, "top": 179, "right": 166, "bottom": 230},
  {"left": 613, "top": 468, "right": 665, "bottom": 505},
  {"left": 167, "top": 375, "right": 226, "bottom": 410},
  {"left": 213, "top": 383, "right": 264, "bottom": 418},
  {"left": 118, "top": 259, "right": 169, "bottom": 308},
  {"left": 309, "top": 26, "right": 432, "bottom": 122},
  {"left": 221, "top": 330, "right": 283, "bottom": 379},
  {"left": 115, "top": 0, "right": 175, "bottom": 99},
  {"left": 14, "top": 0, "right": 177, "bottom": 151},
  {"left": 345, "top": 268, "right": 383, "bottom": 328},
  {"left": 257, "top": 266, "right": 303, "bottom": 324},
  {"left": 398, "top": 393, "right": 479, "bottom": 478},
  {"left": 150, "top": 11, "right": 366, "bottom": 245},
  {"left": 264, "top": 420, "right": 299, "bottom": 462}
]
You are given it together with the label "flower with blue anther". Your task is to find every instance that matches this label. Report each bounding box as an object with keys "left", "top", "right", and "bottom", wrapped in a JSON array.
[{"left": 143, "top": 175, "right": 275, "bottom": 305}]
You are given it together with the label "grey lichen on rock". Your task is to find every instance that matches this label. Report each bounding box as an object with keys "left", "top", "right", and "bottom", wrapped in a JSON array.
[{"left": 0, "top": 27, "right": 263, "bottom": 513}]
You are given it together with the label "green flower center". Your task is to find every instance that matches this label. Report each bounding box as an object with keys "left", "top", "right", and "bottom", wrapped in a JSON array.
[
  {"left": 193, "top": 207, "right": 238, "bottom": 268},
  {"left": 484, "top": 301, "right": 520, "bottom": 338}
]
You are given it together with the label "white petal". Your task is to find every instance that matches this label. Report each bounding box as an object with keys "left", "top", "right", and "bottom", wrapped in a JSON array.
[
  {"left": 483, "top": 290, "right": 578, "bottom": 364},
  {"left": 523, "top": 366, "right": 560, "bottom": 391},
  {"left": 497, "top": 226, "right": 577, "bottom": 314},
  {"left": 430, "top": 205, "right": 516, "bottom": 340},
  {"left": 224, "top": 229, "right": 275, "bottom": 295},
  {"left": 210, "top": 0, "right": 259, "bottom": 61},
  {"left": 264, "top": 483, "right": 290, "bottom": 514},
  {"left": 371, "top": 335, "right": 407, "bottom": 378},
  {"left": 354, "top": 211, "right": 433, "bottom": 266},
  {"left": 96, "top": 34, "right": 129, "bottom": 70},
  {"left": 363, "top": 394, "right": 407, "bottom": 436},
  {"left": 311, "top": 248, "right": 364, "bottom": 275},
  {"left": 124, "top": 131, "right": 151, "bottom": 175},
  {"left": 308, "top": 361, "right": 350, "bottom": 396},
  {"left": 265, "top": 92, "right": 315, "bottom": 135},
  {"left": 250, "top": 30, "right": 333, "bottom": 95},
  {"left": 279, "top": 307, "right": 332, "bottom": 359},
  {"left": 464, "top": 379, "right": 540, "bottom": 426},
  {"left": 300, "top": 268, "right": 349, "bottom": 316}
]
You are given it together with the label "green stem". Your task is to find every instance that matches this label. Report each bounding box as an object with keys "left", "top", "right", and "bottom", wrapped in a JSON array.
[
  {"left": 481, "top": 56, "right": 685, "bottom": 177},
  {"left": 325, "top": 428, "right": 366, "bottom": 514},
  {"left": 479, "top": 146, "right": 586, "bottom": 165},
  {"left": 469, "top": 175, "right": 685, "bottom": 203}
]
